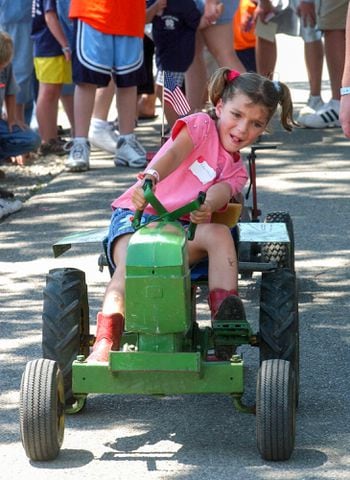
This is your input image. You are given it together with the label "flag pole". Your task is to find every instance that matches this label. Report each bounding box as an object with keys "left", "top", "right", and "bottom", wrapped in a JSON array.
[{"left": 161, "top": 71, "right": 165, "bottom": 139}]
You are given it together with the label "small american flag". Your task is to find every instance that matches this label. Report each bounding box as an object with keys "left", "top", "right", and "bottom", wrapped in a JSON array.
[{"left": 163, "top": 71, "right": 191, "bottom": 117}]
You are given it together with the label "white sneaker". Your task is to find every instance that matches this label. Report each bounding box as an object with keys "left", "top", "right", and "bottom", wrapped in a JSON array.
[
  {"left": 65, "top": 140, "right": 90, "bottom": 172},
  {"left": 298, "top": 99, "right": 340, "bottom": 128},
  {"left": 88, "top": 119, "right": 119, "bottom": 154},
  {"left": 297, "top": 95, "right": 324, "bottom": 120},
  {"left": 0, "top": 198, "right": 22, "bottom": 219},
  {"left": 114, "top": 134, "right": 147, "bottom": 168}
]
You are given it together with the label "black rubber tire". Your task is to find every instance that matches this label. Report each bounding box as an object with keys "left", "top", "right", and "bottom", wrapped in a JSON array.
[
  {"left": 42, "top": 268, "right": 90, "bottom": 406},
  {"left": 259, "top": 268, "right": 299, "bottom": 402},
  {"left": 256, "top": 359, "right": 296, "bottom": 461},
  {"left": 261, "top": 211, "right": 295, "bottom": 271},
  {"left": 19, "top": 359, "right": 65, "bottom": 461}
]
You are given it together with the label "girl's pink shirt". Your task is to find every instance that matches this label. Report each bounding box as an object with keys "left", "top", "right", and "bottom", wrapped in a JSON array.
[{"left": 111, "top": 112, "right": 248, "bottom": 216}]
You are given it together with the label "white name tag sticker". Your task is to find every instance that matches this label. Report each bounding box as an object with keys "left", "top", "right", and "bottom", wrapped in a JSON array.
[
  {"left": 238, "top": 222, "right": 290, "bottom": 242},
  {"left": 189, "top": 159, "right": 216, "bottom": 184}
]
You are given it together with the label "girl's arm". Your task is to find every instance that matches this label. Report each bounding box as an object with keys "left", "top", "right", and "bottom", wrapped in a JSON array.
[
  {"left": 132, "top": 125, "right": 194, "bottom": 210},
  {"left": 146, "top": 0, "right": 167, "bottom": 23},
  {"left": 190, "top": 182, "right": 232, "bottom": 224},
  {"left": 4, "top": 94, "right": 17, "bottom": 130},
  {"left": 145, "top": 125, "right": 194, "bottom": 183},
  {"left": 45, "top": 10, "right": 71, "bottom": 60}
]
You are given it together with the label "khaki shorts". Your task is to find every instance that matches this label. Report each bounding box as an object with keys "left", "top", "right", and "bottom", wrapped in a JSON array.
[
  {"left": 256, "top": 8, "right": 299, "bottom": 42},
  {"left": 316, "top": 0, "right": 348, "bottom": 30},
  {"left": 34, "top": 55, "right": 72, "bottom": 84}
]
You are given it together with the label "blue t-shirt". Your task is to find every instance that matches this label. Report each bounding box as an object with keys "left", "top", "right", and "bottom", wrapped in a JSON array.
[
  {"left": 31, "top": 0, "right": 62, "bottom": 57},
  {"left": 147, "top": 0, "right": 201, "bottom": 72},
  {"left": 0, "top": 0, "right": 32, "bottom": 24}
]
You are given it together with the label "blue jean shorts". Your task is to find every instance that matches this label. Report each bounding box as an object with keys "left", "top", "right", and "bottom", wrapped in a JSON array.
[{"left": 106, "top": 208, "right": 159, "bottom": 270}]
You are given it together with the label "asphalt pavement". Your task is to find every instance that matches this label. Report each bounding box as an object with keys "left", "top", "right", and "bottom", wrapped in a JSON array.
[{"left": 0, "top": 35, "right": 350, "bottom": 479}]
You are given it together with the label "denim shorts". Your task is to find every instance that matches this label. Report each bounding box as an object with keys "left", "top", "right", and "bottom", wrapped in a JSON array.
[{"left": 106, "top": 208, "right": 159, "bottom": 269}]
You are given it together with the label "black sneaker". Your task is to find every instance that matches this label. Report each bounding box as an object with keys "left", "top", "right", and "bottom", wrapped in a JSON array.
[{"left": 39, "top": 138, "right": 67, "bottom": 156}]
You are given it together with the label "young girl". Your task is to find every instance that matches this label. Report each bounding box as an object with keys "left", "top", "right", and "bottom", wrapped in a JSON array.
[{"left": 88, "top": 67, "right": 295, "bottom": 362}]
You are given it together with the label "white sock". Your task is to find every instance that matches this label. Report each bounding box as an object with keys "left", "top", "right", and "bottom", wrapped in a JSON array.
[
  {"left": 74, "top": 137, "right": 88, "bottom": 144},
  {"left": 90, "top": 117, "right": 109, "bottom": 128}
]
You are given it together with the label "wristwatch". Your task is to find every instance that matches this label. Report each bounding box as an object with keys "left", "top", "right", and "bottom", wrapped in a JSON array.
[
  {"left": 340, "top": 87, "right": 350, "bottom": 96},
  {"left": 145, "top": 168, "right": 160, "bottom": 184}
]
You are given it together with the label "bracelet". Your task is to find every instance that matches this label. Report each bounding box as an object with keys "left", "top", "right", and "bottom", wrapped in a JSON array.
[
  {"left": 145, "top": 168, "right": 160, "bottom": 184},
  {"left": 340, "top": 87, "right": 350, "bottom": 96},
  {"left": 62, "top": 46, "right": 71, "bottom": 53}
]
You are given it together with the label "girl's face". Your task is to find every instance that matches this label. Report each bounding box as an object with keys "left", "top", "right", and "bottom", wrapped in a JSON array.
[{"left": 215, "top": 93, "right": 269, "bottom": 153}]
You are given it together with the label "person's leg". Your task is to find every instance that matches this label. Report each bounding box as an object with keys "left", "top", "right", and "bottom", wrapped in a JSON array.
[
  {"left": 114, "top": 70, "right": 147, "bottom": 168},
  {"left": 188, "top": 222, "right": 245, "bottom": 360},
  {"left": 137, "top": 35, "right": 157, "bottom": 118},
  {"left": 116, "top": 85, "right": 137, "bottom": 135},
  {"left": 0, "top": 119, "right": 41, "bottom": 160},
  {"left": 304, "top": 39, "right": 324, "bottom": 97},
  {"left": 255, "top": 36, "right": 277, "bottom": 79},
  {"left": 188, "top": 223, "right": 238, "bottom": 292},
  {"left": 88, "top": 231, "right": 131, "bottom": 362},
  {"left": 324, "top": 29, "right": 345, "bottom": 101},
  {"left": 65, "top": 82, "right": 96, "bottom": 171},
  {"left": 59, "top": 91, "right": 75, "bottom": 134},
  {"left": 88, "top": 80, "right": 118, "bottom": 153},
  {"left": 201, "top": 22, "right": 246, "bottom": 71},
  {"left": 185, "top": 31, "right": 208, "bottom": 112},
  {"left": 36, "top": 82, "right": 62, "bottom": 142},
  {"left": 298, "top": 28, "right": 345, "bottom": 128},
  {"left": 92, "top": 80, "right": 115, "bottom": 120},
  {"left": 73, "top": 83, "right": 97, "bottom": 137}
]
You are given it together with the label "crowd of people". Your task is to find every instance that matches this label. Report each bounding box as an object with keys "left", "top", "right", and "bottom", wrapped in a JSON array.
[{"left": 0, "top": 0, "right": 350, "bottom": 222}]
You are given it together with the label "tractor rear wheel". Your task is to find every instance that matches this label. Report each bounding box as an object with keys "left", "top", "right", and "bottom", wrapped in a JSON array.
[
  {"left": 261, "top": 211, "right": 295, "bottom": 271},
  {"left": 42, "top": 268, "right": 90, "bottom": 408},
  {"left": 259, "top": 268, "right": 299, "bottom": 403},
  {"left": 256, "top": 359, "right": 296, "bottom": 461},
  {"left": 19, "top": 359, "right": 65, "bottom": 461}
]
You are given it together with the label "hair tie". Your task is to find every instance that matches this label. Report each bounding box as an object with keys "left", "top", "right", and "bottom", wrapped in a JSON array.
[
  {"left": 227, "top": 70, "right": 240, "bottom": 82},
  {"left": 273, "top": 80, "right": 281, "bottom": 93}
]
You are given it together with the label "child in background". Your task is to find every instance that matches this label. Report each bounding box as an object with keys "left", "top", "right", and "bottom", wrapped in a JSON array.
[
  {"left": 147, "top": 0, "right": 209, "bottom": 128},
  {"left": 0, "top": 31, "right": 41, "bottom": 220},
  {"left": 31, "top": 0, "right": 73, "bottom": 156},
  {"left": 87, "top": 67, "right": 296, "bottom": 362},
  {"left": 233, "top": 0, "right": 257, "bottom": 72}
]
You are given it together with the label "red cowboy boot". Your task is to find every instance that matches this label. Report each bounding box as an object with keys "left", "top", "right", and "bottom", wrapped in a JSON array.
[{"left": 87, "top": 312, "right": 124, "bottom": 362}]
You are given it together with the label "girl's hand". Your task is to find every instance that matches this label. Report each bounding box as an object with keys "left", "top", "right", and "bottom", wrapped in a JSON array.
[
  {"left": 190, "top": 200, "right": 213, "bottom": 224},
  {"left": 131, "top": 186, "right": 148, "bottom": 211},
  {"left": 131, "top": 174, "right": 156, "bottom": 210}
]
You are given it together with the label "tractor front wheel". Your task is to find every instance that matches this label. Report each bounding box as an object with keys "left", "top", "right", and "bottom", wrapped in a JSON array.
[
  {"left": 19, "top": 359, "right": 65, "bottom": 461},
  {"left": 256, "top": 359, "right": 296, "bottom": 461}
]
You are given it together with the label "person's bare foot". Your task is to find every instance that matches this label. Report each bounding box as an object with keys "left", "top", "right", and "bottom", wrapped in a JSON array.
[{"left": 10, "top": 152, "right": 36, "bottom": 166}]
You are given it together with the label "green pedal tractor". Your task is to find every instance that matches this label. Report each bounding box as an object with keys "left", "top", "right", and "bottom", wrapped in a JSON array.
[{"left": 19, "top": 146, "right": 299, "bottom": 463}]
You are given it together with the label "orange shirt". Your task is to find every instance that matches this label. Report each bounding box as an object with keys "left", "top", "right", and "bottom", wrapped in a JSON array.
[
  {"left": 69, "top": 0, "right": 146, "bottom": 37},
  {"left": 233, "top": 0, "right": 256, "bottom": 51}
]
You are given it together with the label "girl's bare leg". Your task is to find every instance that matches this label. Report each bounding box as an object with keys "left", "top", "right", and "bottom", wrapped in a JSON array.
[
  {"left": 101, "top": 234, "right": 132, "bottom": 315},
  {"left": 187, "top": 223, "right": 238, "bottom": 291}
]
